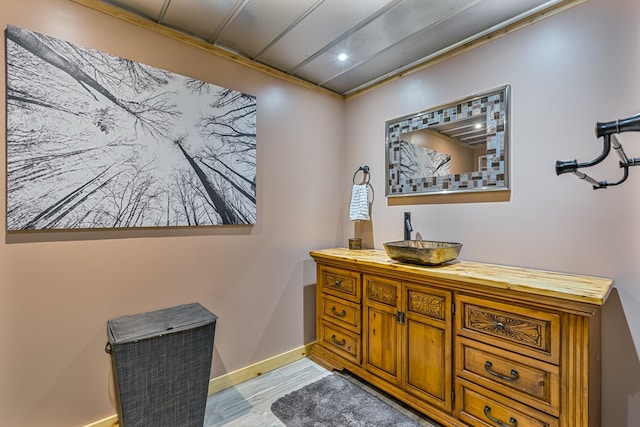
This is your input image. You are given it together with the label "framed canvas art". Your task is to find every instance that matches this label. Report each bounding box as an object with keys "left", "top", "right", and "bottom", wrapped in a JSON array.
[{"left": 6, "top": 25, "right": 257, "bottom": 230}]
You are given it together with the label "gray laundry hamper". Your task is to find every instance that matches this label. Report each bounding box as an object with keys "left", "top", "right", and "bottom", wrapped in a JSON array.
[{"left": 106, "top": 303, "right": 217, "bottom": 427}]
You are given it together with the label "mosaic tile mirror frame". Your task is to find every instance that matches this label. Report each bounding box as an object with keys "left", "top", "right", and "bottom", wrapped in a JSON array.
[{"left": 385, "top": 85, "right": 510, "bottom": 197}]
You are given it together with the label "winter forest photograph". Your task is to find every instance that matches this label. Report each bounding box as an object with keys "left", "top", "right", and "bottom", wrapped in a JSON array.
[
  {"left": 6, "top": 25, "right": 257, "bottom": 230},
  {"left": 399, "top": 141, "right": 451, "bottom": 181}
]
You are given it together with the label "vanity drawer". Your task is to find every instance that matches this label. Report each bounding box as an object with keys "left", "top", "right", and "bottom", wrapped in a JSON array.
[
  {"left": 456, "top": 294, "right": 560, "bottom": 364},
  {"left": 319, "top": 266, "right": 361, "bottom": 302},
  {"left": 364, "top": 274, "right": 400, "bottom": 307},
  {"left": 319, "top": 321, "right": 361, "bottom": 364},
  {"left": 456, "top": 379, "right": 558, "bottom": 427},
  {"left": 456, "top": 337, "right": 559, "bottom": 416},
  {"left": 320, "top": 294, "right": 361, "bottom": 332}
]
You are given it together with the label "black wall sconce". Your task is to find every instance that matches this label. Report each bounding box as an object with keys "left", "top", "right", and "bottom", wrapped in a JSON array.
[{"left": 556, "top": 113, "right": 640, "bottom": 189}]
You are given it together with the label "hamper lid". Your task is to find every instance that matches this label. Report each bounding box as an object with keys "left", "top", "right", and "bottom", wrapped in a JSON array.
[{"left": 107, "top": 303, "right": 217, "bottom": 344}]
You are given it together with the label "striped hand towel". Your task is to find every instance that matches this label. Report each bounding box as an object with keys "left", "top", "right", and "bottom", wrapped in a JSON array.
[{"left": 349, "top": 184, "right": 370, "bottom": 221}]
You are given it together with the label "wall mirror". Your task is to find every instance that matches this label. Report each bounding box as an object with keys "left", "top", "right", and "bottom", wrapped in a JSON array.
[{"left": 385, "top": 85, "right": 510, "bottom": 197}]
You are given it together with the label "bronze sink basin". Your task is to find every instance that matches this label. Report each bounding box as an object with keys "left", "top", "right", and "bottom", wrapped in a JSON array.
[{"left": 383, "top": 240, "right": 462, "bottom": 266}]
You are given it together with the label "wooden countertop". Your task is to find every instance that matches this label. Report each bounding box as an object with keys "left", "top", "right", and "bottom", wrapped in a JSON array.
[{"left": 310, "top": 248, "right": 613, "bottom": 307}]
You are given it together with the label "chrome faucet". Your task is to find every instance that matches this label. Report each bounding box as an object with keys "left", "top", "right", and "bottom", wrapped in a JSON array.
[{"left": 404, "top": 212, "right": 413, "bottom": 240}]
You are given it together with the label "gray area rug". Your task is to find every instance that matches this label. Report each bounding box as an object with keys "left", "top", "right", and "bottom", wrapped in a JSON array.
[{"left": 271, "top": 374, "right": 423, "bottom": 426}]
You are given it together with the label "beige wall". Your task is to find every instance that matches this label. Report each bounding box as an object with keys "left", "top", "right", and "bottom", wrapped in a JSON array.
[
  {"left": 4, "top": 0, "right": 640, "bottom": 426},
  {"left": 345, "top": 0, "right": 640, "bottom": 425},
  {"left": 0, "top": 1, "right": 345, "bottom": 426}
]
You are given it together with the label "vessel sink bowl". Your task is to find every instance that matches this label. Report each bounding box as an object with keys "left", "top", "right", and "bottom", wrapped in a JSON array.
[{"left": 383, "top": 240, "right": 463, "bottom": 266}]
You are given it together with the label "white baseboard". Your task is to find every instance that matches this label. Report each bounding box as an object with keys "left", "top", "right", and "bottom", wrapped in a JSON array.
[{"left": 83, "top": 342, "right": 315, "bottom": 427}]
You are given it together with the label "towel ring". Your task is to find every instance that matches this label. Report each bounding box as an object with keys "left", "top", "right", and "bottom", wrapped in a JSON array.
[{"left": 353, "top": 166, "right": 370, "bottom": 185}]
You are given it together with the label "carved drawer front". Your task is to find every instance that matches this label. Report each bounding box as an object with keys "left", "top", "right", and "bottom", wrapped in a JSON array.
[
  {"left": 321, "top": 294, "right": 361, "bottom": 332},
  {"left": 319, "top": 266, "right": 361, "bottom": 302},
  {"left": 364, "top": 275, "right": 399, "bottom": 307},
  {"left": 319, "top": 321, "right": 361, "bottom": 364},
  {"left": 406, "top": 286, "right": 448, "bottom": 322},
  {"left": 457, "top": 295, "right": 560, "bottom": 364},
  {"left": 456, "top": 379, "right": 558, "bottom": 427},
  {"left": 456, "top": 337, "right": 560, "bottom": 416}
]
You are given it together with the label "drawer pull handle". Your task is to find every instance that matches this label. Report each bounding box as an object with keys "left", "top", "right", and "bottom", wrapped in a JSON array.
[
  {"left": 496, "top": 322, "right": 505, "bottom": 330},
  {"left": 334, "top": 280, "right": 342, "bottom": 288},
  {"left": 485, "top": 361, "right": 520, "bottom": 382},
  {"left": 484, "top": 405, "right": 517, "bottom": 427},
  {"left": 331, "top": 306, "right": 347, "bottom": 317},
  {"left": 331, "top": 334, "right": 346, "bottom": 346}
]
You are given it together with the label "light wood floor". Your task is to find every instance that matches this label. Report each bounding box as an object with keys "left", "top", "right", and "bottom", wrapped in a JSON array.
[{"left": 204, "top": 357, "right": 440, "bottom": 426}]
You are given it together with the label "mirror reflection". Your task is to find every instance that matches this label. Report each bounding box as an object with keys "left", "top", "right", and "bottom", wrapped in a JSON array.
[{"left": 386, "top": 85, "right": 510, "bottom": 196}]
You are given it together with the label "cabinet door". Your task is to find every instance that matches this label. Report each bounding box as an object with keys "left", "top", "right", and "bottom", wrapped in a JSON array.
[
  {"left": 364, "top": 275, "right": 402, "bottom": 385},
  {"left": 403, "top": 282, "right": 452, "bottom": 411}
]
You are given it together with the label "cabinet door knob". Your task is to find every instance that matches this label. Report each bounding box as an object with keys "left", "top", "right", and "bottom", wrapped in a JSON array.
[
  {"left": 484, "top": 405, "right": 517, "bottom": 427},
  {"left": 485, "top": 361, "right": 520, "bottom": 382}
]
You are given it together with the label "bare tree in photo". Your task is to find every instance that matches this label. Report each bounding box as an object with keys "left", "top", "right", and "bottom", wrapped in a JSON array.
[
  {"left": 399, "top": 141, "right": 451, "bottom": 182},
  {"left": 197, "top": 89, "right": 257, "bottom": 223},
  {"left": 6, "top": 25, "right": 257, "bottom": 230}
]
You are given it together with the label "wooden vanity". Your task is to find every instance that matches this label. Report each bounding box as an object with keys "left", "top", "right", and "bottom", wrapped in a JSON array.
[{"left": 310, "top": 248, "right": 613, "bottom": 427}]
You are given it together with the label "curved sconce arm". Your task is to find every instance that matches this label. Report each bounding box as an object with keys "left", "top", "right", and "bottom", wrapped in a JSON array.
[{"left": 556, "top": 114, "right": 640, "bottom": 190}]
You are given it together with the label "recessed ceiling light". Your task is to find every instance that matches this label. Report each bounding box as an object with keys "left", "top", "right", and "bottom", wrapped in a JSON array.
[
  {"left": 338, "top": 53, "right": 348, "bottom": 61},
  {"left": 475, "top": 123, "right": 483, "bottom": 129}
]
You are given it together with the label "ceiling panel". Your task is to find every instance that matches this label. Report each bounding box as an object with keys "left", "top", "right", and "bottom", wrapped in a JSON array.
[
  {"left": 319, "top": 0, "right": 562, "bottom": 93},
  {"left": 293, "top": 0, "right": 479, "bottom": 86},
  {"left": 257, "top": 0, "right": 397, "bottom": 72},
  {"left": 161, "top": 0, "right": 238, "bottom": 40},
  {"left": 103, "top": 0, "right": 167, "bottom": 20},
  {"left": 217, "top": 0, "right": 320, "bottom": 58},
  {"left": 88, "top": 0, "right": 582, "bottom": 96}
]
